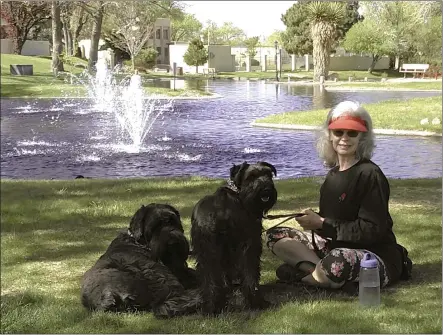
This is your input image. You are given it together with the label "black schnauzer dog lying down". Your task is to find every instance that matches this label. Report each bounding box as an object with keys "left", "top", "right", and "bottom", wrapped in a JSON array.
[
  {"left": 81, "top": 203, "right": 200, "bottom": 317},
  {"left": 190, "top": 161, "right": 278, "bottom": 315}
]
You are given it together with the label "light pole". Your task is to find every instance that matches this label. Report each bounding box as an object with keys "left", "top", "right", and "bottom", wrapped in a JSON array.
[
  {"left": 274, "top": 40, "right": 278, "bottom": 82},
  {"left": 207, "top": 25, "right": 210, "bottom": 69}
]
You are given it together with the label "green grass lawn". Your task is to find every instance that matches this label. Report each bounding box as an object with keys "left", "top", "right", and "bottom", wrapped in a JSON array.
[
  {"left": 256, "top": 96, "right": 442, "bottom": 133},
  {"left": 1, "top": 177, "right": 441, "bottom": 333},
  {"left": 0, "top": 54, "right": 210, "bottom": 98}
]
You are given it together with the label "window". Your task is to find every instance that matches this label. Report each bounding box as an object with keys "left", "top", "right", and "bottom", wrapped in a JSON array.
[
  {"left": 156, "top": 47, "right": 161, "bottom": 56},
  {"left": 157, "top": 59, "right": 161, "bottom": 64},
  {"left": 156, "top": 28, "right": 161, "bottom": 39},
  {"left": 163, "top": 28, "right": 169, "bottom": 40},
  {"left": 164, "top": 47, "right": 169, "bottom": 58}
]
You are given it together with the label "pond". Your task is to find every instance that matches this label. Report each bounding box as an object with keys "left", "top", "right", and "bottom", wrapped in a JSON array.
[{"left": 1, "top": 80, "right": 441, "bottom": 180}]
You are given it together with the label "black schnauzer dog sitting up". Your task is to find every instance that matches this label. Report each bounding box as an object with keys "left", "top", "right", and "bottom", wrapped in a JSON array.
[
  {"left": 81, "top": 203, "right": 199, "bottom": 317},
  {"left": 191, "top": 161, "right": 278, "bottom": 315}
]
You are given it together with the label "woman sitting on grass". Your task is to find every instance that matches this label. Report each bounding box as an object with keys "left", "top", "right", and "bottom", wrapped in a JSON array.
[{"left": 266, "top": 101, "right": 405, "bottom": 291}]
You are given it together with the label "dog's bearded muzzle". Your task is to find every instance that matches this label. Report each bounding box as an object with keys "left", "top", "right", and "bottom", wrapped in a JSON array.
[
  {"left": 247, "top": 183, "right": 277, "bottom": 215},
  {"left": 260, "top": 187, "right": 276, "bottom": 203}
]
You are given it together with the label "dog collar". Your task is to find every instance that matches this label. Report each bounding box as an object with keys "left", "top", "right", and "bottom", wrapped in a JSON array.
[
  {"left": 127, "top": 229, "right": 151, "bottom": 250},
  {"left": 226, "top": 179, "right": 240, "bottom": 193}
]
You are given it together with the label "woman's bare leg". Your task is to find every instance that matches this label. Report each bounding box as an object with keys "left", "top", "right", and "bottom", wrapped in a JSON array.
[
  {"left": 272, "top": 237, "right": 320, "bottom": 272},
  {"left": 272, "top": 237, "right": 344, "bottom": 289}
]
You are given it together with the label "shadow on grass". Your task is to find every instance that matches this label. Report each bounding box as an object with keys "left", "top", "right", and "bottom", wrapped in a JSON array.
[
  {"left": 1, "top": 177, "right": 441, "bottom": 333},
  {"left": 1, "top": 291, "right": 87, "bottom": 334}
]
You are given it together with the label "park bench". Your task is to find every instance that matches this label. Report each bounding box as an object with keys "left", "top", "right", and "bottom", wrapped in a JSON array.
[
  {"left": 153, "top": 68, "right": 168, "bottom": 73},
  {"left": 203, "top": 67, "right": 216, "bottom": 77},
  {"left": 153, "top": 64, "right": 171, "bottom": 73},
  {"left": 10, "top": 64, "right": 33, "bottom": 75},
  {"left": 399, "top": 63, "right": 429, "bottom": 78},
  {"left": 286, "top": 73, "right": 309, "bottom": 82}
]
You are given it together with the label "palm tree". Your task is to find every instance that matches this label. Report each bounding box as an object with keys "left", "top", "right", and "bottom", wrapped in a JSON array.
[{"left": 306, "top": 2, "right": 346, "bottom": 81}]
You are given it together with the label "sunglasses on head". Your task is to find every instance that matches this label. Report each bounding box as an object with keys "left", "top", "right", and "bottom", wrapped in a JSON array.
[{"left": 331, "top": 130, "right": 360, "bottom": 138}]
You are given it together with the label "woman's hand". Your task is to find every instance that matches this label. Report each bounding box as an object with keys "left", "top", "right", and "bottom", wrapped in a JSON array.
[{"left": 295, "top": 209, "right": 324, "bottom": 230}]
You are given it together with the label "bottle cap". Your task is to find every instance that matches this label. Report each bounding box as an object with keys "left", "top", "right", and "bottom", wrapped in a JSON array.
[{"left": 360, "top": 252, "right": 378, "bottom": 268}]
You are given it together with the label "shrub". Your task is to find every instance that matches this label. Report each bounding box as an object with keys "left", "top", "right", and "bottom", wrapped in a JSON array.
[{"left": 134, "top": 48, "right": 157, "bottom": 69}]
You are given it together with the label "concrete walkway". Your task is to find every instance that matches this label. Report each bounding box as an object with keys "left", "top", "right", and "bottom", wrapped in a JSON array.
[{"left": 251, "top": 122, "right": 442, "bottom": 137}]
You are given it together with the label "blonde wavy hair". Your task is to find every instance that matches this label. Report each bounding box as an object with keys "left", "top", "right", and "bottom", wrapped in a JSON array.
[{"left": 316, "top": 101, "right": 375, "bottom": 168}]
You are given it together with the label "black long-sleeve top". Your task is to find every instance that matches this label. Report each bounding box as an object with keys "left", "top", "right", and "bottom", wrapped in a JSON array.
[{"left": 315, "top": 159, "right": 402, "bottom": 283}]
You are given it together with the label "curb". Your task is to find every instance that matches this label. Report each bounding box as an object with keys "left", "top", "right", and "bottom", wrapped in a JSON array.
[
  {"left": 251, "top": 122, "right": 442, "bottom": 137},
  {"left": 1, "top": 93, "right": 223, "bottom": 100},
  {"left": 323, "top": 86, "right": 442, "bottom": 92}
]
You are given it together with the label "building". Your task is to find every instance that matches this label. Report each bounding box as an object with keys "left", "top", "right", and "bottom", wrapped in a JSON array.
[
  {"left": 1, "top": 17, "right": 50, "bottom": 56},
  {"left": 150, "top": 18, "right": 170, "bottom": 65},
  {"left": 79, "top": 18, "right": 171, "bottom": 65},
  {"left": 169, "top": 42, "right": 235, "bottom": 74}
]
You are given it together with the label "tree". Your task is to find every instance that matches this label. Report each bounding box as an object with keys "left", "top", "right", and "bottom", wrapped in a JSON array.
[
  {"left": 342, "top": 20, "right": 390, "bottom": 73},
  {"left": 183, "top": 38, "right": 207, "bottom": 73},
  {"left": 281, "top": 2, "right": 313, "bottom": 55},
  {"left": 51, "top": 1, "right": 64, "bottom": 75},
  {"left": 102, "top": 0, "right": 181, "bottom": 70},
  {"left": 0, "top": 1, "right": 51, "bottom": 54},
  {"left": 281, "top": 0, "right": 361, "bottom": 56},
  {"left": 201, "top": 21, "right": 246, "bottom": 45},
  {"left": 171, "top": 13, "right": 202, "bottom": 42},
  {"left": 410, "top": 11, "right": 442, "bottom": 67},
  {"left": 244, "top": 36, "right": 259, "bottom": 59},
  {"left": 60, "top": 1, "right": 90, "bottom": 57},
  {"left": 306, "top": 2, "right": 346, "bottom": 81},
  {"left": 217, "top": 22, "right": 246, "bottom": 45},
  {"left": 264, "top": 30, "right": 283, "bottom": 46},
  {"left": 360, "top": 1, "right": 437, "bottom": 64},
  {"left": 105, "top": 1, "right": 156, "bottom": 70},
  {"left": 79, "top": 0, "right": 105, "bottom": 72}
]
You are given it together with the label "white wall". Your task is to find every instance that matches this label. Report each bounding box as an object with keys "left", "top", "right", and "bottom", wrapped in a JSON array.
[
  {"left": 78, "top": 39, "right": 107, "bottom": 60},
  {"left": 169, "top": 43, "right": 197, "bottom": 73},
  {"left": 170, "top": 42, "right": 391, "bottom": 73},
  {"left": 169, "top": 44, "right": 235, "bottom": 73},
  {"left": 329, "top": 55, "right": 390, "bottom": 71},
  {"left": 207, "top": 45, "right": 235, "bottom": 72},
  {"left": 1, "top": 39, "right": 50, "bottom": 56},
  {"left": 290, "top": 54, "right": 390, "bottom": 71},
  {"left": 231, "top": 46, "right": 291, "bottom": 65}
]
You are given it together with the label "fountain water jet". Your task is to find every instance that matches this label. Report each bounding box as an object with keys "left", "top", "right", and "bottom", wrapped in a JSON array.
[{"left": 87, "top": 59, "right": 174, "bottom": 152}]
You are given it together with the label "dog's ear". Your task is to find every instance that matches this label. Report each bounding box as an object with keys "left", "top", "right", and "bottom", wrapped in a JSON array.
[
  {"left": 129, "top": 205, "right": 148, "bottom": 242},
  {"left": 230, "top": 161, "right": 249, "bottom": 187},
  {"left": 257, "top": 161, "right": 277, "bottom": 177},
  {"left": 166, "top": 204, "right": 181, "bottom": 221}
]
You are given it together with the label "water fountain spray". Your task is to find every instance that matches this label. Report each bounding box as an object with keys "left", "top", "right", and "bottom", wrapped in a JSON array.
[{"left": 86, "top": 59, "right": 174, "bottom": 151}]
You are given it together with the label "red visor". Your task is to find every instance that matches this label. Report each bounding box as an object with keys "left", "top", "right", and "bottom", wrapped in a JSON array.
[{"left": 328, "top": 115, "right": 368, "bottom": 132}]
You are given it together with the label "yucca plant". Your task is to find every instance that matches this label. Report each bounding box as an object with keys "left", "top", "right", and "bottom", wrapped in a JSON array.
[{"left": 306, "top": 1, "right": 346, "bottom": 81}]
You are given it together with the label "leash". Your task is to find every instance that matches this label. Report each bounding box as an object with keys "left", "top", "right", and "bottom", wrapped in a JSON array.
[
  {"left": 263, "top": 213, "right": 322, "bottom": 258},
  {"left": 226, "top": 180, "right": 322, "bottom": 256},
  {"left": 262, "top": 212, "right": 305, "bottom": 232}
]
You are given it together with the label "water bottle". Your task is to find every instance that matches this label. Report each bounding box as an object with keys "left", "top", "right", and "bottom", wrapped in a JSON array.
[{"left": 359, "top": 252, "right": 380, "bottom": 307}]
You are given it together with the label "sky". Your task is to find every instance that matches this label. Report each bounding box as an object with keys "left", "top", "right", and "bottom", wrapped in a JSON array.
[{"left": 181, "top": 1, "right": 297, "bottom": 38}]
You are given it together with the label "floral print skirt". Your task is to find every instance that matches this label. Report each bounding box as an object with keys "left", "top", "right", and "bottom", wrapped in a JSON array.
[{"left": 266, "top": 227, "right": 390, "bottom": 287}]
